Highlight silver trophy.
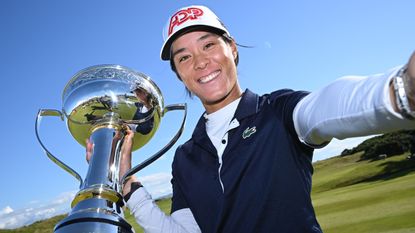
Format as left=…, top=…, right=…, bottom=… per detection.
left=35, top=64, right=186, bottom=233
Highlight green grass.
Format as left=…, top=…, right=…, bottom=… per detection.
left=313, top=174, right=415, bottom=232
left=117, top=153, right=415, bottom=233
left=4, top=152, right=415, bottom=232
left=312, top=153, right=415, bottom=233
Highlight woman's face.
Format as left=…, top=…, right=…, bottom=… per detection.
left=171, top=31, right=241, bottom=113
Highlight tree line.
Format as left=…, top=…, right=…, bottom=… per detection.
left=341, top=130, right=415, bottom=160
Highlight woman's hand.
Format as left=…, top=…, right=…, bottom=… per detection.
left=119, top=127, right=141, bottom=196
left=85, top=127, right=141, bottom=197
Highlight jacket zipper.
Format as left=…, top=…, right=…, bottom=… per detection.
left=218, top=156, right=224, bottom=193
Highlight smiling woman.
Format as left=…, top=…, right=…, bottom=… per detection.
left=119, top=4, right=415, bottom=233
left=2, top=1, right=415, bottom=232
left=171, top=31, right=241, bottom=113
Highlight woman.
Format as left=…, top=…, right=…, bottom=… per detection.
left=95, top=5, right=415, bottom=233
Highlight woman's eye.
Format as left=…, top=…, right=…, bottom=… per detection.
left=204, top=42, right=215, bottom=50
left=179, top=55, right=190, bottom=63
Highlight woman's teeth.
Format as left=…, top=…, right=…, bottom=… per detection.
left=199, top=71, right=220, bottom=83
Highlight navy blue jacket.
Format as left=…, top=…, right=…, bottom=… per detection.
left=171, top=89, right=322, bottom=233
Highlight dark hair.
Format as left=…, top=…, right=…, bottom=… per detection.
left=169, top=33, right=239, bottom=97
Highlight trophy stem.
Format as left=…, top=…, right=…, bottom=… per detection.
left=55, top=126, right=133, bottom=233
left=85, top=126, right=123, bottom=191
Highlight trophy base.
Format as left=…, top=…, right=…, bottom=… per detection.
left=54, top=211, right=134, bottom=233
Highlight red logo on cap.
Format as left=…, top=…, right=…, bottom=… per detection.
left=168, top=7, right=204, bottom=36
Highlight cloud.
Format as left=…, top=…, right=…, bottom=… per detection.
left=0, top=206, right=13, bottom=216
left=139, top=172, right=172, bottom=198
left=0, top=173, right=172, bottom=229
left=0, top=191, right=76, bottom=229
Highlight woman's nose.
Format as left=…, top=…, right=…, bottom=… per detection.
left=194, top=53, right=209, bottom=70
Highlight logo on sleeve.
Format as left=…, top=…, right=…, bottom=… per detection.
left=242, top=126, right=256, bottom=139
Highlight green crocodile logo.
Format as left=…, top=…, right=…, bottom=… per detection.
left=242, top=126, right=257, bottom=139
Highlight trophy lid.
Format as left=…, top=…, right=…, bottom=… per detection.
left=62, top=64, right=164, bottom=151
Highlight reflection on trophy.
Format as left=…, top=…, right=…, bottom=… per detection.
left=35, top=65, right=187, bottom=233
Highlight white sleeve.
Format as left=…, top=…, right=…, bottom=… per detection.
left=126, top=188, right=201, bottom=233
left=293, top=66, right=415, bottom=147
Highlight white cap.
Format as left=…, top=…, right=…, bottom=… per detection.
left=160, top=5, right=231, bottom=60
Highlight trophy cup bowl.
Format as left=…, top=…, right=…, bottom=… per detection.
left=35, top=64, right=186, bottom=233
left=62, top=64, right=163, bottom=151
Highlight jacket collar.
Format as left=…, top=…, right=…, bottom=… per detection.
left=233, top=89, right=259, bottom=121
left=191, top=89, right=259, bottom=153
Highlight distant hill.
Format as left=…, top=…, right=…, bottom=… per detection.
left=0, top=199, right=171, bottom=233
left=340, top=130, right=415, bottom=160
left=2, top=132, right=415, bottom=233
left=0, top=215, right=66, bottom=233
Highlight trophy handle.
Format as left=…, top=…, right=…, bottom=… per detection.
left=121, top=103, right=187, bottom=184
left=35, top=109, right=83, bottom=188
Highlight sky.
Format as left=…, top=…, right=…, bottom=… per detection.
left=0, top=0, right=414, bottom=229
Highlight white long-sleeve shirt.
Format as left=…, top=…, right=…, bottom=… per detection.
left=126, top=66, right=414, bottom=233
left=293, top=66, right=414, bottom=146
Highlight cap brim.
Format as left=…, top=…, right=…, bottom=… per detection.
left=161, top=25, right=227, bottom=61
